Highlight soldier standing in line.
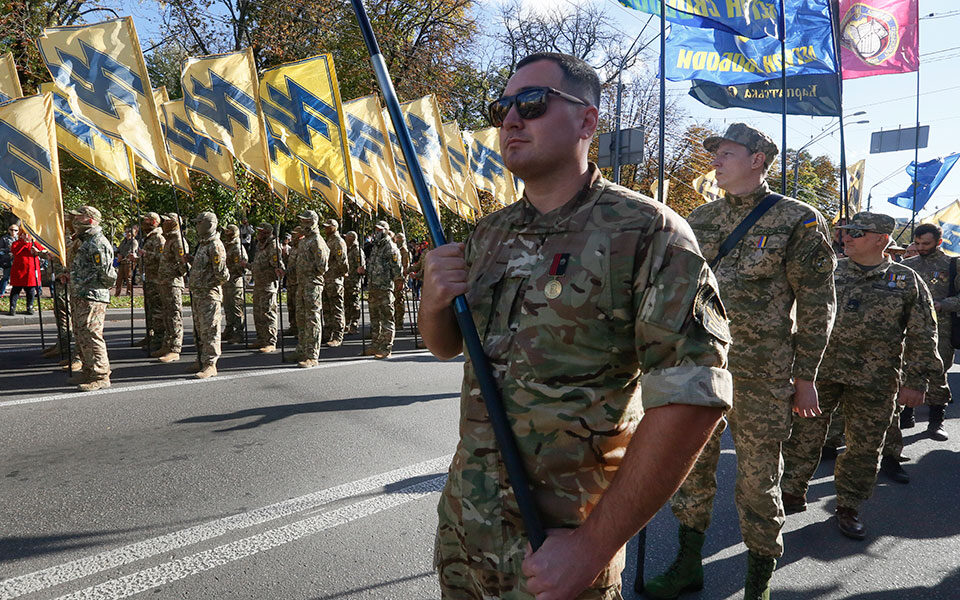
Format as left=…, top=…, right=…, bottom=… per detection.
left=343, top=230, right=365, bottom=335
left=187, top=212, right=229, bottom=379
left=901, top=222, right=956, bottom=441
left=646, top=123, right=837, bottom=600
left=154, top=213, right=189, bottom=363
left=68, top=206, right=116, bottom=391
left=392, top=232, right=411, bottom=331
left=61, top=210, right=85, bottom=372
left=781, top=212, right=938, bottom=539
left=42, top=215, right=74, bottom=359
left=292, top=210, right=329, bottom=367
left=246, top=223, right=283, bottom=353
left=283, top=226, right=302, bottom=339
left=359, top=221, right=400, bottom=359
left=114, top=227, right=139, bottom=296
left=321, top=219, right=348, bottom=347
left=138, top=212, right=165, bottom=353
left=220, top=224, right=247, bottom=344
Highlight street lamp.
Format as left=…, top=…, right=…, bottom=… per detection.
left=792, top=114, right=868, bottom=196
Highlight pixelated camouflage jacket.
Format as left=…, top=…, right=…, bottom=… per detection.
left=296, top=228, right=330, bottom=287
left=820, top=257, right=941, bottom=392
left=158, top=231, right=189, bottom=287
left=70, top=226, right=116, bottom=303
left=322, top=231, right=348, bottom=282
left=189, top=234, right=229, bottom=291
left=367, top=233, right=401, bottom=290
left=224, top=238, right=247, bottom=285
left=903, top=248, right=960, bottom=339
left=438, top=167, right=733, bottom=586
left=252, top=236, right=283, bottom=289
left=285, top=242, right=301, bottom=288
left=345, top=238, right=365, bottom=285
left=687, top=182, right=837, bottom=381
left=140, top=228, right=165, bottom=283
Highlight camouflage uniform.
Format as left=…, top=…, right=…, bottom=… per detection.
left=65, top=228, right=84, bottom=364
left=140, top=222, right=166, bottom=351
left=285, top=233, right=301, bottom=336
left=435, top=167, right=733, bottom=598
left=114, top=235, right=139, bottom=296
left=158, top=219, right=189, bottom=354
left=782, top=254, right=939, bottom=510
left=677, top=180, right=836, bottom=558
left=394, top=239, right=410, bottom=330
left=296, top=216, right=329, bottom=362
left=322, top=225, right=348, bottom=344
left=221, top=226, right=247, bottom=341
left=344, top=232, right=365, bottom=333
left=366, top=226, right=401, bottom=355
left=188, top=213, right=229, bottom=368
left=71, top=212, right=116, bottom=385
left=252, top=231, right=283, bottom=348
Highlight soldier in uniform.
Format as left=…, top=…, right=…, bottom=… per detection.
left=246, top=224, right=283, bottom=353
left=322, top=219, right=348, bottom=347
left=138, top=212, right=165, bottom=353
left=154, top=214, right=189, bottom=363
left=69, top=206, right=117, bottom=391
left=42, top=215, right=74, bottom=359
left=114, top=227, right=139, bottom=296
left=393, top=232, right=411, bottom=330
left=62, top=210, right=85, bottom=372
left=780, top=212, right=939, bottom=539
left=187, top=212, right=229, bottom=378
left=901, top=222, right=956, bottom=441
left=647, top=123, right=837, bottom=599
left=344, top=230, right=365, bottom=335
left=283, top=226, right=302, bottom=339
left=421, top=53, right=731, bottom=599
left=221, top=224, right=247, bottom=344
left=360, top=221, right=401, bottom=359
left=293, top=211, right=329, bottom=367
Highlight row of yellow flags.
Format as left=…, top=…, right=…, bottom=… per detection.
left=0, top=17, right=525, bottom=262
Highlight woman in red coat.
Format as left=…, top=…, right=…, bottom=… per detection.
left=8, top=229, right=43, bottom=315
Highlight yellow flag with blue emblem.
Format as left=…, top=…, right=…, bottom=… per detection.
left=148, top=87, right=192, bottom=194
left=160, top=98, right=237, bottom=191
left=342, top=96, right=403, bottom=208
left=304, top=165, right=344, bottom=217
left=37, top=17, right=170, bottom=179
left=463, top=127, right=518, bottom=207
left=381, top=107, right=422, bottom=212
left=265, top=121, right=309, bottom=200
left=0, top=52, right=23, bottom=103
left=398, top=95, right=455, bottom=214
left=260, top=55, right=354, bottom=196
left=181, top=48, right=272, bottom=192
left=922, top=200, right=960, bottom=257
left=441, top=121, right=481, bottom=214
left=0, top=93, right=66, bottom=263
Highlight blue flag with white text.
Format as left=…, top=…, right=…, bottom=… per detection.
left=618, top=0, right=785, bottom=39
left=888, top=154, right=960, bottom=212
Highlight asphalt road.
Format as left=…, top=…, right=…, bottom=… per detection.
left=1, top=313, right=958, bottom=599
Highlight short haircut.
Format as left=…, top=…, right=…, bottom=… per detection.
left=915, top=223, right=942, bottom=239
left=516, top=52, right=601, bottom=108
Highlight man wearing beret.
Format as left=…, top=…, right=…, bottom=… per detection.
left=648, top=123, right=837, bottom=599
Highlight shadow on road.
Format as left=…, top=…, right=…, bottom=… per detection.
left=0, top=527, right=147, bottom=563
left=310, top=570, right=435, bottom=599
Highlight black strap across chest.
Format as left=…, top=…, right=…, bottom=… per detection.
left=710, top=193, right=783, bottom=270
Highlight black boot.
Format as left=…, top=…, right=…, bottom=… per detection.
left=881, top=455, right=910, bottom=484
left=900, top=406, right=915, bottom=429
left=7, top=294, right=16, bottom=315
left=928, top=405, right=949, bottom=441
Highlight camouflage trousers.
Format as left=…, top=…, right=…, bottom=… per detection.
left=671, top=377, right=794, bottom=558
left=394, top=279, right=406, bottom=330
left=436, top=563, right=621, bottom=599
left=296, top=282, right=323, bottom=361
left=925, top=334, right=954, bottom=406
left=159, top=284, right=184, bottom=353
left=782, top=382, right=897, bottom=511
left=344, top=277, right=362, bottom=331
left=73, top=297, right=110, bottom=381
left=191, top=287, right=222, bottom=367
left=825, top=402, right=845, bottom=447
left=222, top=279, right=244, bottom=335
left=286, top=282, right=298, bottom=333
left=253, top=283, right=278, bottom=347
left=51, top=280, right=69, bottom=351
left=322, top=278, right=344, bottom=343
left=368, top=288, right=395, bottom=353
left=143, top=281, right=165, bottom=349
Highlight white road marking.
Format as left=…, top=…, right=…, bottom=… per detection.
left=0, top=455, right=451, bottom=599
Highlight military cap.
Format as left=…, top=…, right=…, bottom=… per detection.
left=75, top=206, right=102, bottom=222
left=193, top=211, right=217, bottom=223
left=256, top=223, right=274, bottom=232
left=142, top=211, right=161, bottom=224
left=345, top=230, right=357, bottom=239
left=298, top=209, right=319, bottom=222
left=162, top=212, right=180, bottom=222
left=374, top=220, right=389, bottom=231
left=704, top=123, right=779, bottom=166
left=323, top=218, right=338, bottom=229
left=65, top=208, right=81, bottom=217
left=222, top=224, right=239, bottom=239
left=837, top=211, right=896, bottom=235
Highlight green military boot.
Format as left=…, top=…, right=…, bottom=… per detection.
left=643, top=524, right=705, bottom=599
left=744, top=551, right=776, bottom=600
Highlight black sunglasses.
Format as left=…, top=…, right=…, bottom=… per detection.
left=845, top=228, right=877, bottom=238
left=487, top=86, right=590, bottom=127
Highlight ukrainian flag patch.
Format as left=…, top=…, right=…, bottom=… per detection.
left=803, top=217, right=817, bottom=228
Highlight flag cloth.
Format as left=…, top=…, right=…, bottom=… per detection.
left=266, top=123, right=310, bottom=199
left=617, top=0, right=787, bottom=39
left=305, top=165, right=344, bottom=217
left=0, top=93, right=66, bottom=262
left=38, top=17, right=170, bottom=178
left=442, top=121, right=481, bottom=213
left=348, top=173, right=377, bottom=214
left=260, top=54, right=354, bottom=195
left=693, top=170, right=724, bottom=202
left=464, top=127, right=518, bottom=207
left=839, top=0, right=919, bottom=80
left=0, top=52, right=23, bottom=102
left=650, top=179, right=671, bottom=203
left=181, top=48, right=272, bottom=192
left=664, top=0, right=836, bottom=85
left=381, top=107, right=422, bottom=212
left=343, top=95, right=403, bottom=208
left=160, top=98, right=237, bottom=191
left=398, top=95, right=456, bottom=214
left=836, top=159, right=866, bottom=222
left=921, top=200, right=960, bottom=256
left=41, top=82, right=137, bottom=196
left=887, top=154, right=960, bottom=212
left=688, top=73, right=840, bottom=116
left=149, top=87, right=192, bottom=194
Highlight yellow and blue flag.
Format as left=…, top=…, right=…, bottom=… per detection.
left=618, top=0, right=787, bottom=39
left=149, top=87, right=192, bottom=194
left=304, top=165, right=345, bottom=217
left=463, top=127, right=518, bottom=207
left=0, top=52, right=23, bottom=103
left=692, top=169, right=723, bottom=203
left=398, top=95, right=455, bottom=214
left=441, top=121, right=481, bottom=213
left=37, top=17, right=170, bottom=178
left=381, top=107, right=422, bottom=211
left=160, top=98, right=237, bottom=191
left=265, top=121, right=309, bottom=200
left=0, top=93, right=66, bottom=262
left=922, top=200, right=960, bottom=256
left=342, top=96, right=403, bottom=205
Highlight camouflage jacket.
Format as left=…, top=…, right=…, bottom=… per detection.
left=285, top=243, right=300, bottom=288
left=140, top=228, right=165, bottom=283
left=296, top=229, right=330, bottom=287
left=367, top=234, right=401, bottom=290
left=687, top=182, right=837, bottom=380
left=158, top=231, right=189, bottom=288
left=820, top=257, right=941, bottom=392
left=345, top=238, right=365, bottom=286
left=224, top=238, right=247, bottom=286
left=442, top=167, right=732, bottom=585
left=189, top=234, right=229, bottom=291
left=117, top=237, right=139, bottom=265
left=323, top=231, right=349, bottom=282
left=903, top=248, right=960, bottom=339
left=399, top=244, right=410, bottom=271
left=70, top=226, right=116, bottom=303
left=252, top=236, right=283, bottom=290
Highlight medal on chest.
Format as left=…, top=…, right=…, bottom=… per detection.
left=544, top=253, right=570, bottom=299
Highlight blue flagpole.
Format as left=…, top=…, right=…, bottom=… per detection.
left=348, top=0, right=546, bottom=550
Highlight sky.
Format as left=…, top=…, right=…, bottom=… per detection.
left=99, top=0, right=960, bottom=221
